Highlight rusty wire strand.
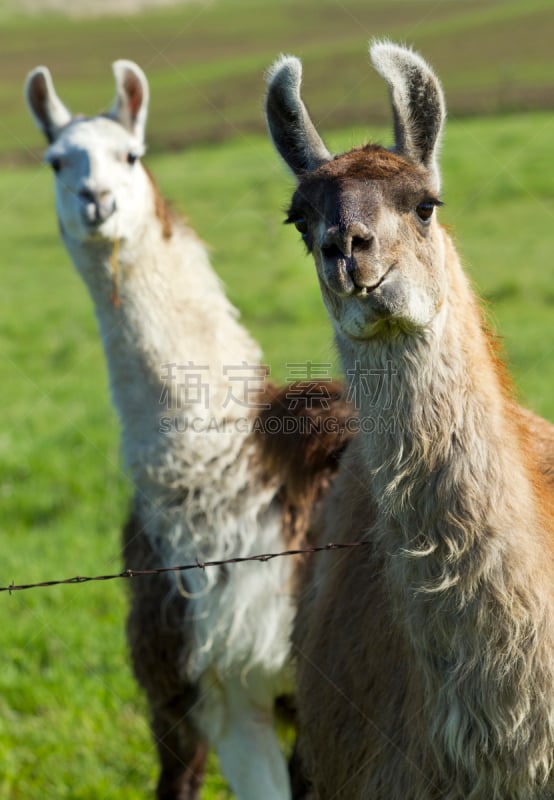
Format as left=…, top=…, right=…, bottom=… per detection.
left=1, top=541, right=369, bottom=594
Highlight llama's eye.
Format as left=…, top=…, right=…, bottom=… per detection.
left=285, top=214, right=312, bottom=250
left=127, top=152, right=138, bottom=166
left=416, top=199, right=443, bottom=224
left=50, top=157, right=62, bottom=173
left=415, top=202, right=435, bottom=223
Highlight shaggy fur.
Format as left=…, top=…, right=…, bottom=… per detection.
left=266, top=42, right=554, bottom=799
left=26, top=61, right=353, bottom=799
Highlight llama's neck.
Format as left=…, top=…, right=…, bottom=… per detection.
left=61, top=169, right=261, bottom=483
left=338, top=231, right=540, bottom=581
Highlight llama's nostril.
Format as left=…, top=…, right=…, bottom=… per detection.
left=352, top=235, right=373, bottom=253
left=79, top=188, right=95, bottom=203
left=321, top=242, right=344, bottom=260
left=322, top=224, right=375, bottom=260
left=79, top=188, right=113, bottom=205
left=79, top=187, right=116, bottom=225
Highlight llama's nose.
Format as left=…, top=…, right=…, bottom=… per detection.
left=321, top=223, right=375, bottom=261
left=321, top=223, right=383, bottom=292
left=79, top=187, right=117, bottom=225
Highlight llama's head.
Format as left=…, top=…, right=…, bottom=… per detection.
left=25, top=60, right=150, bottom=246
left=266, top=42, right=447, bottom=342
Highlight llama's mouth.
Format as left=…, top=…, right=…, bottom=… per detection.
left=81, top=198, right=117, bottom=233
left=354, top=262, right=397, bottom=297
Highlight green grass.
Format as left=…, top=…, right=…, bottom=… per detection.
left=0, top=109, right=552, bottom=798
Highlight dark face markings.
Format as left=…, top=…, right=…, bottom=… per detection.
left=285, top=145, right=442, bottom=252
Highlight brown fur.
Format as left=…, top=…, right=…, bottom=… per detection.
left=481, top=321, right=554, bottom=488
left=144, top=165, right=174, bottom=240
left=517, top=405, right=554, bottom=486
left=256, top=380, right=353, bottom=506
left=254, top=380, right=355, bottom=597
left=312, top=143, right=421, bottom=184
left=304, top=144, right=419, bottom=182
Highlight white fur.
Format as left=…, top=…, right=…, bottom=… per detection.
left=27, top=62, right=294, bottom=800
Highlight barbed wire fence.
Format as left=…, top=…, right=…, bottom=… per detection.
left=0, top=541, right=370, bottom=594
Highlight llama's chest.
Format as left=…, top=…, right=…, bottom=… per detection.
left=135, top=446, right=295, bottom=689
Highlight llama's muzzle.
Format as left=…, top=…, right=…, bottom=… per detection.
left=79, top=187, right=117, bottom=226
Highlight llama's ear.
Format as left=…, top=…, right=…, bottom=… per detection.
left=110, top=60, right=149, bottom=144
left=265, top=55, right=331, bottom=178
left=25, top=67, right=72, bottom=144
left=370, top=41, right=445, bottom=189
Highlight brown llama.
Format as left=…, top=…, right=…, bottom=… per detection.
left=265, top=42, right=554, bottom=799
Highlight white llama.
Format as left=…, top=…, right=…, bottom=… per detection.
left=26, top=60, right=349, bottom=800
left=266, top=43, right=554, bottom=799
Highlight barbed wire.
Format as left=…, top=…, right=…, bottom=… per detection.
left=0, top=541, right=370, bottom=594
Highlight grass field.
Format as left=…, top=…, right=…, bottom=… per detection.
left=0, top=1, right=553, bottom=798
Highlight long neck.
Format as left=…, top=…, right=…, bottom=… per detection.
left=62, top=169, right=261, bottom=480
left=338, top=230, right=542, bottom=584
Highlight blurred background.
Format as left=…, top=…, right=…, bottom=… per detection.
left=0, top=1, right=553, bottom=797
